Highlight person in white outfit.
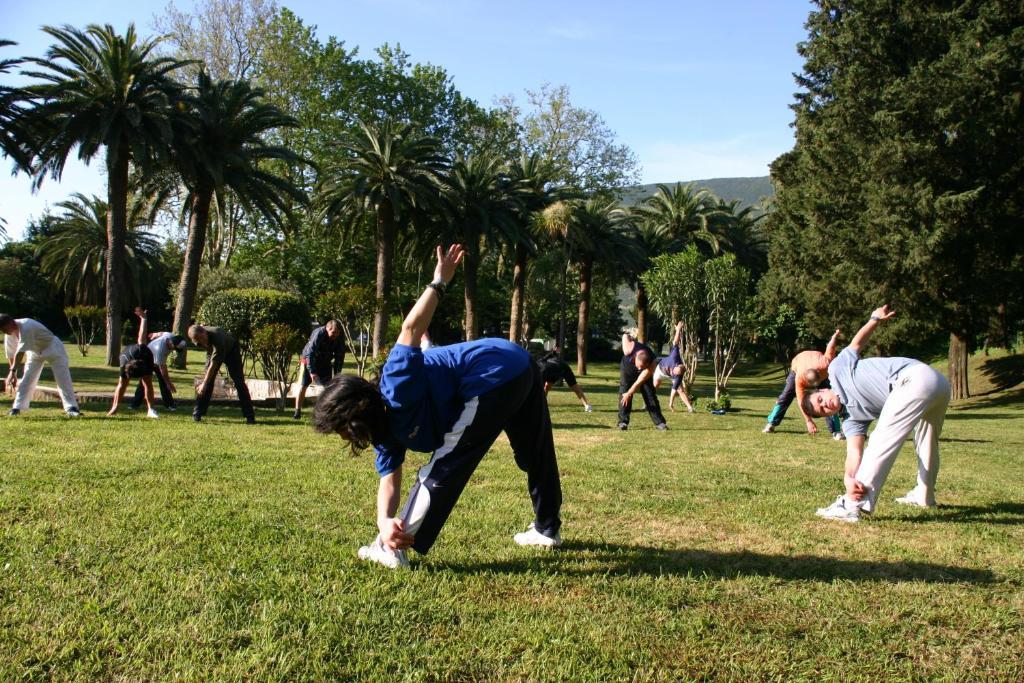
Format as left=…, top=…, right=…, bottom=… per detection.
left=804, top=305, right=951, bottom=522
left=2, top=314, right=81, bottom=417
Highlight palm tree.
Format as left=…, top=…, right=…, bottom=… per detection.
left=36, top=193, right=161, bottom=305
left=540, top=200, right=575, bottom=354
left=21, top=24, right=190, bottom=365
left=507, top=154, right=564, bottom=346
left=566, top=199, right=643, bottom=375
left=708, top=197, right=768, bottom=278
left=166, top=72, right=308, bottom=342
left=317, top=120, right=447, bottom=355
left=1, top=40, right=32, bottom=177
left=633, top=183, right=728, bottom=257
left=623, top=216, right=679, bottom=342
left=442, top=154, right=522, bottom=340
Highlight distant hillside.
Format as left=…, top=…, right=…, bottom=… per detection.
left=621, top=176, right=773, bottom=209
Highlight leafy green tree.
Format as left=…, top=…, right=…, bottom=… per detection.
left=317, top=120, right=447, bottom=355
left=641, top=247, right=706, bottom=385
left=767, top=0, right=1024, bottom=399
left=36, top=193, right=161, bottom=306
left=566, top=199, right=643, bottom=375
left=441, top=153, right=521, bottom=340
left=167, top=71, right=307, bottom=347
left=64, top=305, right=105, bottom=356
left=21, top=24, right=190, bottom=365
left=704, top=254, right=751, bottom=400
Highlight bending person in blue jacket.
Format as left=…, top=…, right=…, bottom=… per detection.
left=313, top=244, right=563, bottom=569
left=293, top=319, right=345, bottom=419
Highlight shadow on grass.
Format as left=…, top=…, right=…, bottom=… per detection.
left=446, top=541, right=995, bottom=585
left=946, top=411, right=1023, bottom=421
left=958, top=387, right=1024, bottom=410
left=979, top=354, right=1024, bottom=392
left=898, top=502, right=1024, bottom=526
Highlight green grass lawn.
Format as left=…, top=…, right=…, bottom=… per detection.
left=1, top=347, right=1022, bottom=680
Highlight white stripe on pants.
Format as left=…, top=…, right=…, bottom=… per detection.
left=12, top=341, right=79, bottom=412
left=855, top=363, right=950, bottom=512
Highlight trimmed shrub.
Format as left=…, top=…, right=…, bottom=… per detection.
left=251, top=323, right=304, bottom=412
left=64, top=305, right=105, bottom=356
left=198, top=288, right=310, bottom=368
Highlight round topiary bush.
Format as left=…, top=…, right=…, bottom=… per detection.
left=198, top=288, right=311, bottom=365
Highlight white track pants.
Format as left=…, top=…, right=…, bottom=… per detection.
left=12, top=341, right=79, bottom=412
left=855, top=364, right=950, bottom=512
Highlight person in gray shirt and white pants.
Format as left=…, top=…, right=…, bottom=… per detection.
left=802, top=304, right=951, bottom=522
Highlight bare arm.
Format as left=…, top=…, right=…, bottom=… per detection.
left=135, top=308, right=148, bottom=346
left=108, top=377, right=129, bottom=415
left=621, top=333, right=636, bottom=357
left=849, top=305, right=895, bottom=353
left=620, top=365, right=654, bottom=406
left=824, top=328, right=841, bottom=360
left=159, top=364, right=176, bottom=393
left=377, top=467, right=413, bottom=550
left=843, top=435, right=868, bottom=499
left=396, top=244, right=464, bottom=347
left=672, top=321, right=683, bottom=348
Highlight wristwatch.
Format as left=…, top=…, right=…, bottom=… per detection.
left=427, top=278, right=447, bottom=298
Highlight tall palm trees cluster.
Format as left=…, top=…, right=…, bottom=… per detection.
left=2, top=24, right=766, bottom=374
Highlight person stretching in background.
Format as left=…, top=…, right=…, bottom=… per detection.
left=618, top=330, right=668, bottom=431
left=763, top=328, right=844, bottom=439
left=130, top=308, right=188, bottom=412
left=2, top=313, right=81, bottom=417
left=108, top=308, right=160, bottom=419
left=536, top=347, right=592, bottom=412
left=809, top=305, right=950, bottom=522
left=294, top=319, right=345, bottom=420
left=189, top=325, right=256, bottom=424
left=652, top=321, right=695, bottom=413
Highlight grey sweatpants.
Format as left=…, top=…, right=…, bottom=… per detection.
left=855, top=364, right=951, bottom=512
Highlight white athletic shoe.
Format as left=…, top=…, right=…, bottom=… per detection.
left=815, top=495, right=864, bottom=523
left=762, top=424, right=775, bottom=434
left=584, top=403, right=593, bottom=413
left=513, top=522, right=561, bottom=548
left=357, top=537, right=410, bottom=570
left=832, top=432, right=845, bottom=441
left=147, top=408, right=159, bottom=419
left=894, top=489, right=936, bottom=508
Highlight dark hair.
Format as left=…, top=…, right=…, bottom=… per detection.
left=636, top=349, right=653, bottom=366
left=124, top=359, right=151, bottom=378
left=313, top=374, right=389, bottom=452
left=801, top=394, right=818, bottom=417
left=0, top=314, right=13, bottom=328
left=170, top=335, right=188, bottom=350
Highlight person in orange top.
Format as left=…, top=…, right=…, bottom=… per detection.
left=762, top=328, right=843, bottom=438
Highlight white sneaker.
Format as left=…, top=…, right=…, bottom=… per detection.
left=894, top=490, right=936, bottom=508
left=815, top=495, right=864, bottom=522
left=832, top=432, right=845, bottom=441
left=513, top=522, right=561, bottom=548
left=357, top=537, right=410, bottom=569
left=147, top=408, right=159, bottom=419
left=584, top=403, right=593, bottom=413
left=762, top=424, right=775, bottom=434
left=687, top=406, right=694, bottom=413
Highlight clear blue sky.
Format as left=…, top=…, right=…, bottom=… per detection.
left=0, top=0, right=815, bottom=239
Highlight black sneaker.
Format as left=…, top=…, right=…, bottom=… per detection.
left=167, top=405, right=177, bottom=412
left=292, top=410, right=302, bottom=420
left=193, top=414, right=202, bottom=423
left=8, top=408, right=20, bottom=416
left=246, top=416, right=256, bottom=425
left=66, top=408, right=82, bottom=418
left=617, top=422, right=628, bottom=431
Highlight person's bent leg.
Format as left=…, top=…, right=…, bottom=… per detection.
left=47, top=347, right=79, bottom=412
left=193, top=360, right=218, bottom=420
left=505, top=364, right=562, bottom=538
left=225, top=345, right=255, bottom=421
left=400, top=374, right=531, bottom=555
left=12, top=353, right=45, bottom=411
left=766, top=371, right=796, bottom=426
left=294, top=364, right=312, bottom=417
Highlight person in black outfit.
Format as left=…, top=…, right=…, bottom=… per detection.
left=188, top=325, right=256, bottom=424
left=108, top=307, right=160, bottom=418
left=293, top=319, right=345, bottom=419
left=617, top=331, right=668, bottom=431
left=536, top=348, right=592, bottom=412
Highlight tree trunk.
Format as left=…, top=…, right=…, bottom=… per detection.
left=172, top=188, right=214, bottom=368
left=104, top=150, right=131, bottom=367
left=509, top=242, right=528, bottom=345
left=463, top=232, right=480, bottom=341
left=948, top=332, right=970, bottom=401
left=576, top=257, right=592, bottom=376
left=372, top=204, right=396, bottom=357
left=635, top=280, right=648, bottom=343
left=558, top=243, right=569, bottom=356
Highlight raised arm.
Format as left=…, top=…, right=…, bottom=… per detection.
left=135, top=308, right=148, bottom=346
left=396, top=244, right=464, bottom=347
left=671, top=321, right=683, bottom=348
left=621, top=333, right=636, bottom=358
left=824, top=328, right=841, bottom=361
left=848, top=305, right=895, bottom=353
